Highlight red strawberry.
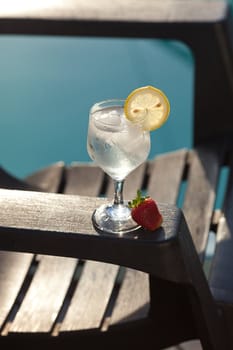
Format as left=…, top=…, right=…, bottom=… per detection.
left=128, top=190, right=163, bottom=231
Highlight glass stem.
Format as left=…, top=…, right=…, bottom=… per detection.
left=113, top=180, right=124, bottom=205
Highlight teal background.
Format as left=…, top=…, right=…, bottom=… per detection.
left=0, top=38, right=193, bottom=177
left=0, top=0, right=232, bottom=179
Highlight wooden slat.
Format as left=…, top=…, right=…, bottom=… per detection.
left=0, top=251, right=33, bottom=328
left=0, top=164, right=67, bottom=333
left=183, top=146, right=222, bottom=261
left=60, top=165, right=119, bottom=332
left=25, top=162, right=65, bottom=193
left=107, top=151, right=187, bottom=329
left=0, top=164, right=65, bottom=332
left=9, top=163, right=107, bottom=333
left=64, top=163, right=105, bottom=196
left=147, top=149, right=187, bottom=204
left=7, top=162, right=81, bottom=333
left=61, top=261, right=118, bottom=331
left=86, top=162, right=149, bottom=329
left=110, top=268, right=149, bottom=326
left=64, top=163, right=149, bottom=332
left=9, top=255, right=77, bottom=333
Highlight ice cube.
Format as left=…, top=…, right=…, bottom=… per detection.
left=94, top=109, right=124, bottom=132
left=105, top=110, right=121, bottom=125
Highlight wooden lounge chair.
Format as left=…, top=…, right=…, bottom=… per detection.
left=0, top=1, right=233, bottom=349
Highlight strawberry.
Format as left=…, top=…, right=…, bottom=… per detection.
left=128, top=190, right=163, bottom=231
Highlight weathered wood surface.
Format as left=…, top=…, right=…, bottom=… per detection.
left=109, top=268, right=150, bottom=326
left=0, top=150, right=229, bottom=348
left=0, top=251, right=33, bottom=329
left=0, top=151, right=186, bottom=342
left=0, top=1, right=227, bottom=25
left=0, top=143, right=231, bottom=349
left=0, top=188, right=184, bottom=274
left=10, top=255, right=77, bottom=333
left=0, top=164, right=185, bottom=343
left=0, top=161, right=186, bottom=342
left=60, top=261, right=119, bottom=331
left=147, top=149, right=187, bottom=204
left=183, top=146, right=223, bottom=262
left=64, top=163, right=105, bottom=196
left=25, top=162, right=65, bottom=193
left=0, top=162, right=65, bottom=333
left=0, top=1, right=231, bottom=348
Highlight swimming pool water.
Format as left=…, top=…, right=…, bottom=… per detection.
left=0, top=36, right=193, bottom=178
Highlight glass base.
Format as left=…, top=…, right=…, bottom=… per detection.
left=92, top=203, right=140, bottom=235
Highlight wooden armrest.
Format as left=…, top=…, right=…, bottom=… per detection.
left=0, top=188, right=189, bottom=283
left=0, top=188, right=229, bottom=348
left=0, top=1, right=228, bottom=23
left=0, top=1, right=228, bottom=37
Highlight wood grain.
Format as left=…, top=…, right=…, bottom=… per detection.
left=61, top=261, right=118, bottom=331
left=25, top=162, right=65, bottom=193
left=10, top=255, right=77, bottom=332
left=64, top=163, right=105, bottom=196
left=0, top=163, right=65, bottom=333
left=183, top=146, right=222, bottom=261
left=0, top=251, right=33, bottom=328
left=0, top=1, right=227, bottom=22
left=0, top=146, right=230, bottom=347
left=0, top=188, right=189, bottom=283
left=147, top=149, right=187, bottom=204
left=110, top=268, right=149, bottom=325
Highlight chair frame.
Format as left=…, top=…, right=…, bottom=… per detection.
left=0, top=1, right=232, bottom=349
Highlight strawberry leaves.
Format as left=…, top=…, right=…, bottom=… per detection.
left=128, top=189, right=148, bottom=208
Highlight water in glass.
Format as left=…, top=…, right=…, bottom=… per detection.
left=87, top=99, right=150, bottom=235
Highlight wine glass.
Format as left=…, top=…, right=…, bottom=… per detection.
left=87, top=99, right=151, bottom=235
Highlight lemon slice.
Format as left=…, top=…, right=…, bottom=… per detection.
left=124, top=85, right=170, bottom=131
